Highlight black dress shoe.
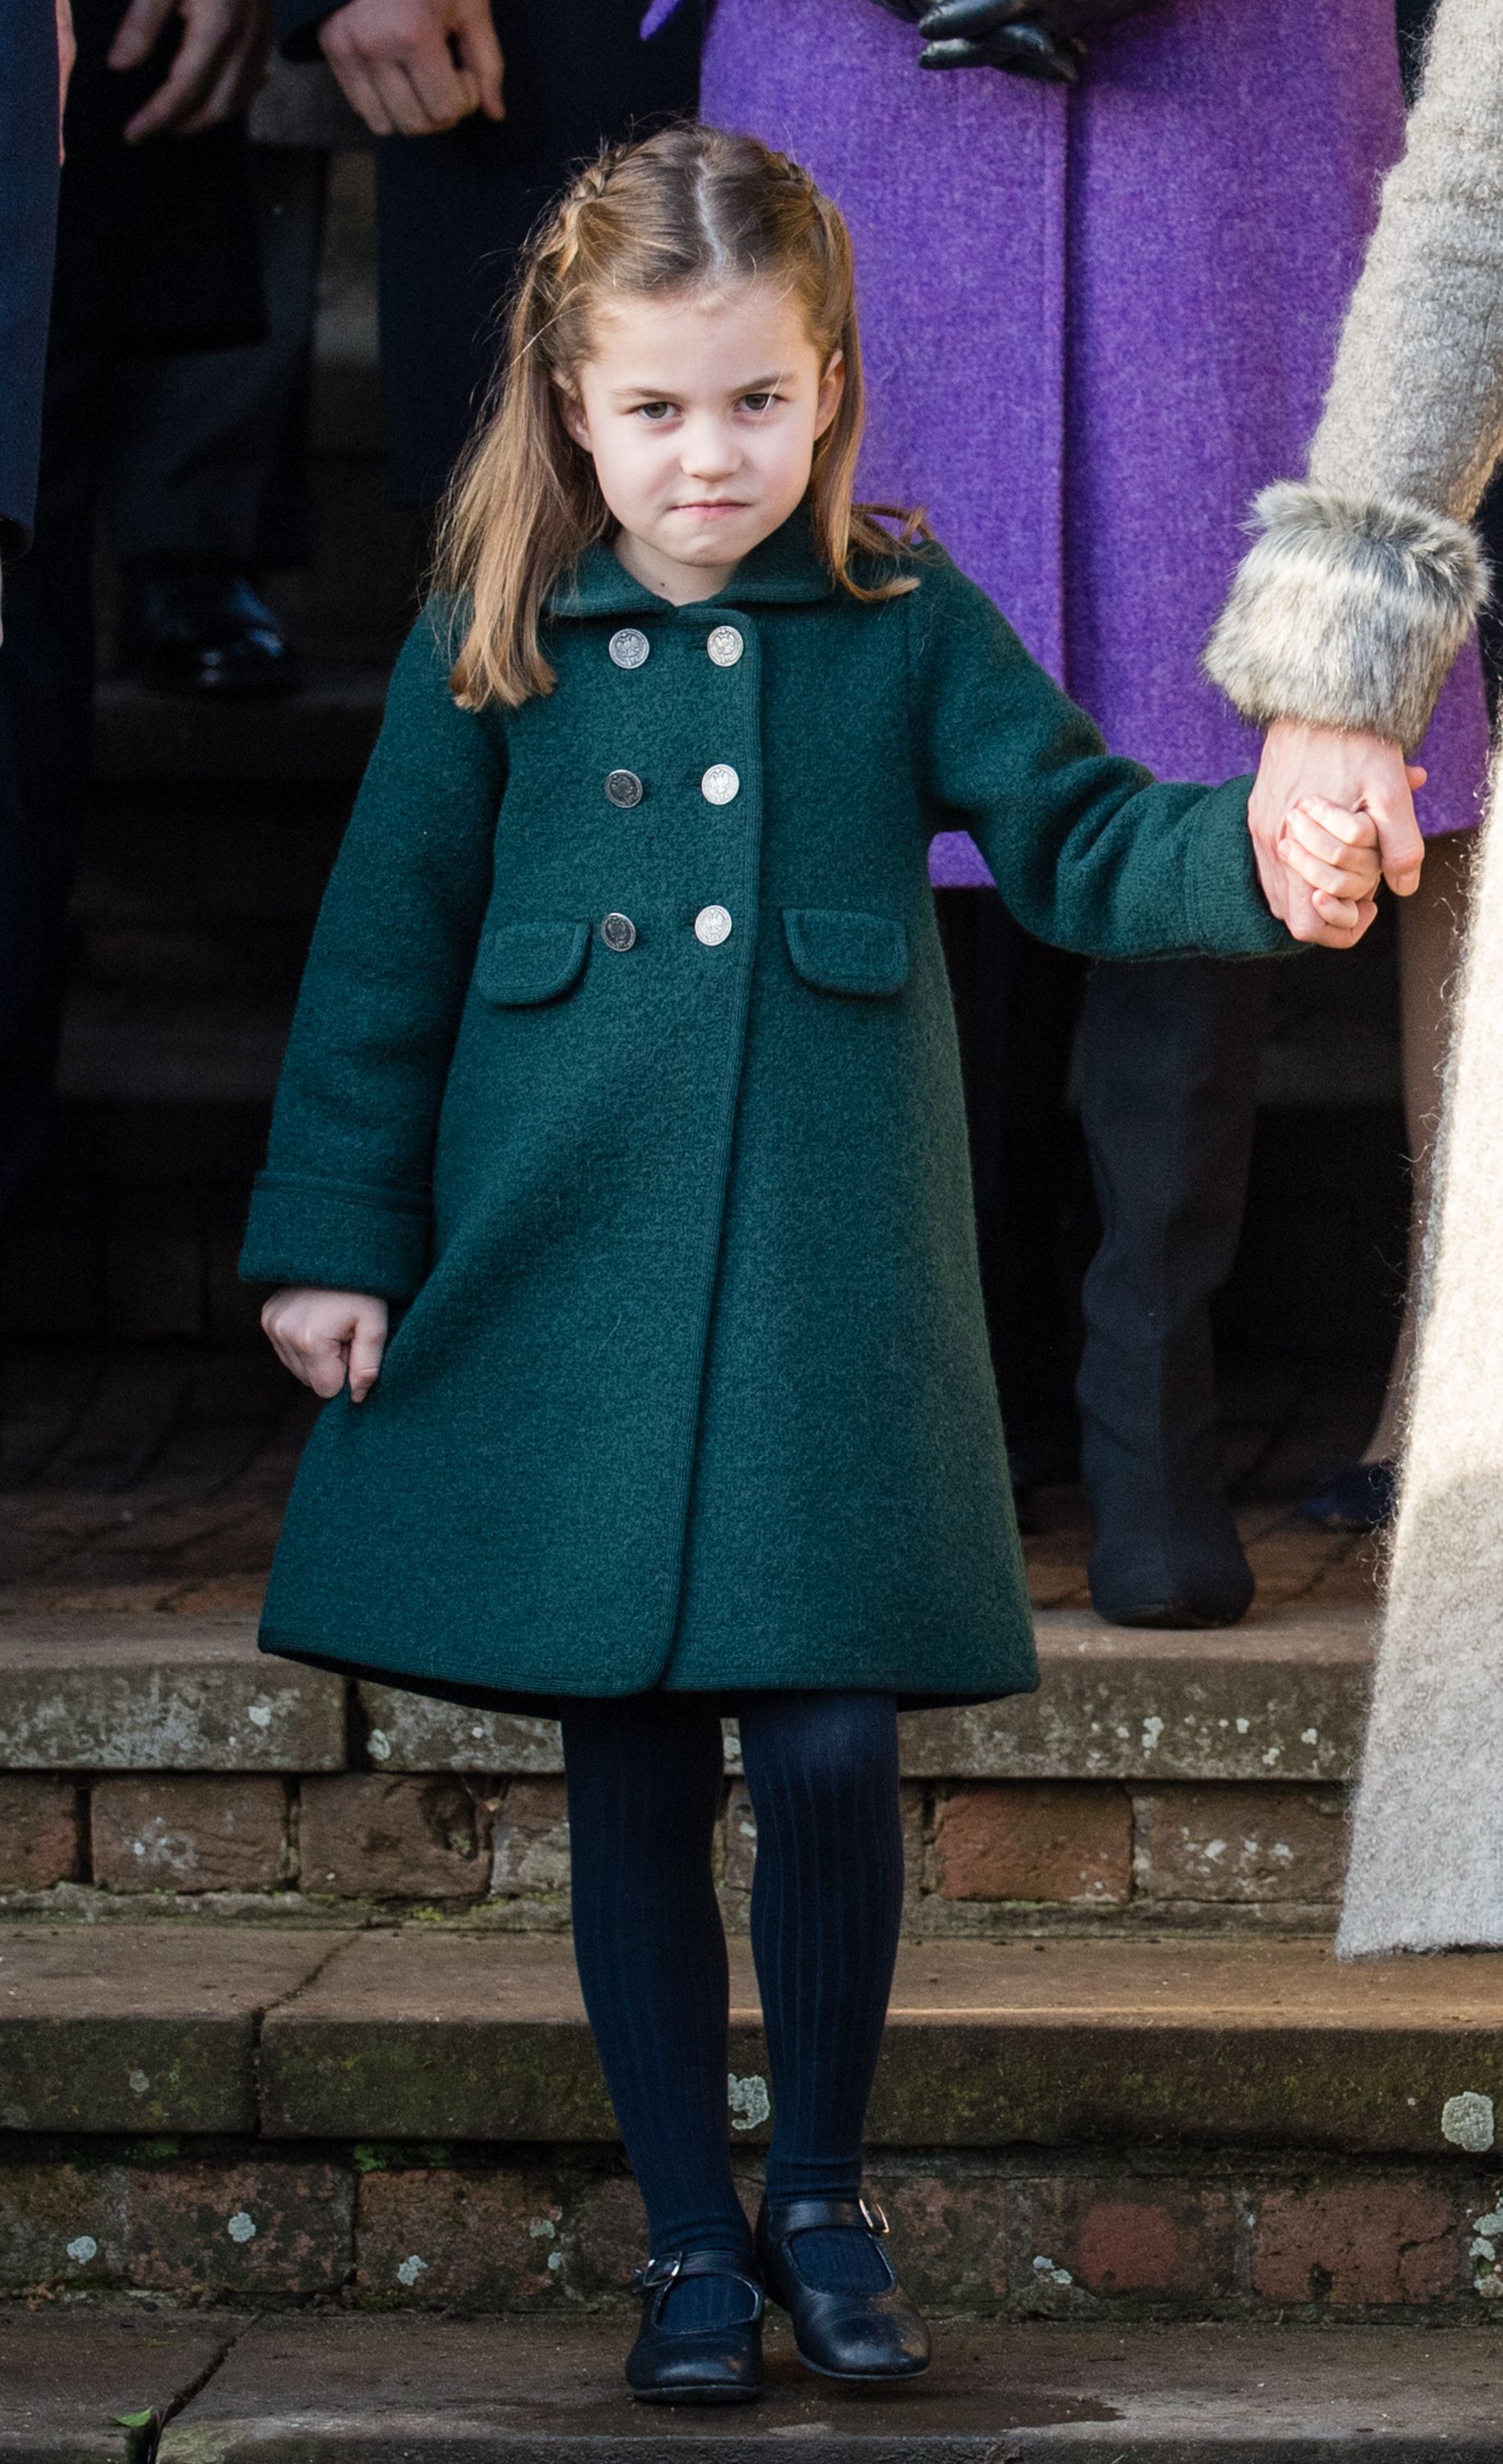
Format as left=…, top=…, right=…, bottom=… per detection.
left=118, top=567, right=301, bottom=700
left=624, top=2250, right=765, bottom=2406
left=1087, top=1494, right=1254, bottom=1630
left=755, top=2195, right=931, bottom=2383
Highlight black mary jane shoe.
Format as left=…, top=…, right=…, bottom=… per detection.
left=755, top=2195, right=931, bottom=2383
left=624, top=2249, right=765, bottom=2406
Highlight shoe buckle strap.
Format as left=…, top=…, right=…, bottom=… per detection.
left=632, top=2252, right=684, bottom=2294
left=859, top=2196, right=889, bottom=2236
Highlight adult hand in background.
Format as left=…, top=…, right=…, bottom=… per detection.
left=1249, top=719, right=1427, bottom=943
left=319, top=0, right=503, bottom=136
left=109, top=0, right=272, bottom=139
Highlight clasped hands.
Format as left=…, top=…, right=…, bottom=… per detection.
left=874, top=0, right=1163, bottom=84
left=1251, top=719, right=1426, bottom=949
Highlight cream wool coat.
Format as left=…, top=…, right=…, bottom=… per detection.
left=1208, top=0, right=1503, bottom=1956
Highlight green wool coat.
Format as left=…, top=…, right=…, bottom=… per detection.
left=240, top=513, right=1289, bottom=1711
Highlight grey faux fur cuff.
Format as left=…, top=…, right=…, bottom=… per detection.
left=1205, top=482, right=1488, bottom=748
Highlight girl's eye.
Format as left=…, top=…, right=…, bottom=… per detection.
left=633, top=402, right=676, bottom=422
left=739, top=393, right=777, bottom=414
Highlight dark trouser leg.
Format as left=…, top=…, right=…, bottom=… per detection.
left=0, top=325, right=103, bottom=1211
left=104, top=147, right=327, bottom=571
left=559, top=1692, right=753, bottom=2324
left=738, top=1690, right=903, bottom=2292
left=937, top=890, right=1087, bottom=1493
left=1076, top=954, right=1271, bottom=1626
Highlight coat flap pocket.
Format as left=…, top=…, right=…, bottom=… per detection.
left=476, top=919, right=591, bottom=1007
left=782, top=907, right=908, bottom=998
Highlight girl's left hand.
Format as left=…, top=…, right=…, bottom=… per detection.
left=1277, top=795, right=1384, bottom=948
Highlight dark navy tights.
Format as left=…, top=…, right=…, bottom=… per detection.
left=560, top=1689, right=903, bottom=2324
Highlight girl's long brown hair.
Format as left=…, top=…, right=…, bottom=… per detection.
left=434, top=122, right=922, bottom=710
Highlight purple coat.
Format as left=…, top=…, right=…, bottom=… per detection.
left=694, top=0, right=1488, bottom=876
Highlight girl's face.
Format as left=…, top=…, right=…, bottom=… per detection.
left=560, top=280, right=844, bottom=605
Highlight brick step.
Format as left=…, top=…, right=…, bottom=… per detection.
left=4, top=1921, right=1503, bottom=2321
left=6, top=2309, right=1503, bottom=2462
left=0, top=1608, right=1369, bottom=1923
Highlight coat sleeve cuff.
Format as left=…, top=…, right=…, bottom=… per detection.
left=1183, top=776, right=1298, bottom=958
left=238, top=1172, right=430, bottom=1301
left=1204, top=482, right=1488, bottom=751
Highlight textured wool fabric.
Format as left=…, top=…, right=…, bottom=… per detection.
left=697, top=0, right=1491, bottom=858
left=1289, top=0, right=1503, bottom=1956
left=560, top=1689, right=903, bottom=2315
left=1207, top=0, right=1503, bottom=1952
left=241, top=515, right=1291, bottom=1707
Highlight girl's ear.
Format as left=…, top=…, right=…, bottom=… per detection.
left=815, top=348, right=845, bottom=441
left=556, top=376, right=593, bottom=455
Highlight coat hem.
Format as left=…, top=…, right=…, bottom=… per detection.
left=259, top=1628, right=1038, bottom=1719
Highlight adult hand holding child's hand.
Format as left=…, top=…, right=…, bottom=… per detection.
left=261, top=1288, right=388, bottom=1402
left=1250, top=719, right=1426, bottom=948
left=1274, top=796, right=1386, bottom=947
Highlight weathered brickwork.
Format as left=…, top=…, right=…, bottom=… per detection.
left=933, top=1784, right=1132, bottom=1904
left=5, top=2149, right=1501, bottom=2320
left=1133, top=1786, right=1347, bottom=1904
left=0, top=1777, right=81, bottom=1888
left=490, top=1777, right=571, bottom=1896
left=0, top=1773, right=1354, bottom=1910
left=297, top=1775, right=497, bottom=1899
left=90, top=1776, right=290, bottom=1892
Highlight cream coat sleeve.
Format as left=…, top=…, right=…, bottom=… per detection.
left=1205, top=0, right=1501, bottom=748
left=1207, top=0, right=1503, bottom=1960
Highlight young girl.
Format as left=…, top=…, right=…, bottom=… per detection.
left=243, top=125, right=1378, bottom=2407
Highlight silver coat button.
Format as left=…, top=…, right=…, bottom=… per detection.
left=609, top=627, right=650, bottom=669
left=604, top=769, right=645, bottom=808
left=701, top=764, right=740, bottom=806
left=706, top=625, right=743, bottom=668
left=601, top=912, right=637, bottom=952
left=693, top=905, right=733, bottom=947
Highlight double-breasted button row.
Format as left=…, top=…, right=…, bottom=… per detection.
left=607, top=623, right=744, bottom=669
left=604, top=764, right=741, bottom=808
left=599, top=909, right=734, bottom=951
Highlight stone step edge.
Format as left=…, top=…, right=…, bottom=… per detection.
left=6, top=1924, right=1501, bottom=2158
left=7, top=2305, right=1503, bottom=2462
left=0, top=1605, right=1373, bottom=1783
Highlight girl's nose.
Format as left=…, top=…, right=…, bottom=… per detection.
left=679, top=416, right=741, bottom=480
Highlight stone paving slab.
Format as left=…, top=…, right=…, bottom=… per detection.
left=0, top=1607, right=1373, bottom=1785
left=364, top=1605, right=1373, bottom=1782
left=890, top=1607, right=1371, bottom=1786
left=259, top=1928, right=1503, bottom=2156
left=0, top=2305, right=246, bottom=2460
left=140, top=2313, right=1503, bottom=2460
left=0, top=1617, right=345, bottom=1772
left=0, top=1925, right=352, bottom=2131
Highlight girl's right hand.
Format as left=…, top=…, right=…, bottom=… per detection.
left=260, top=1287, right=389, bottom=1403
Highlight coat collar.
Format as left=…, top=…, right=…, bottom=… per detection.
left=548, top=507, right=835, bottom=620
